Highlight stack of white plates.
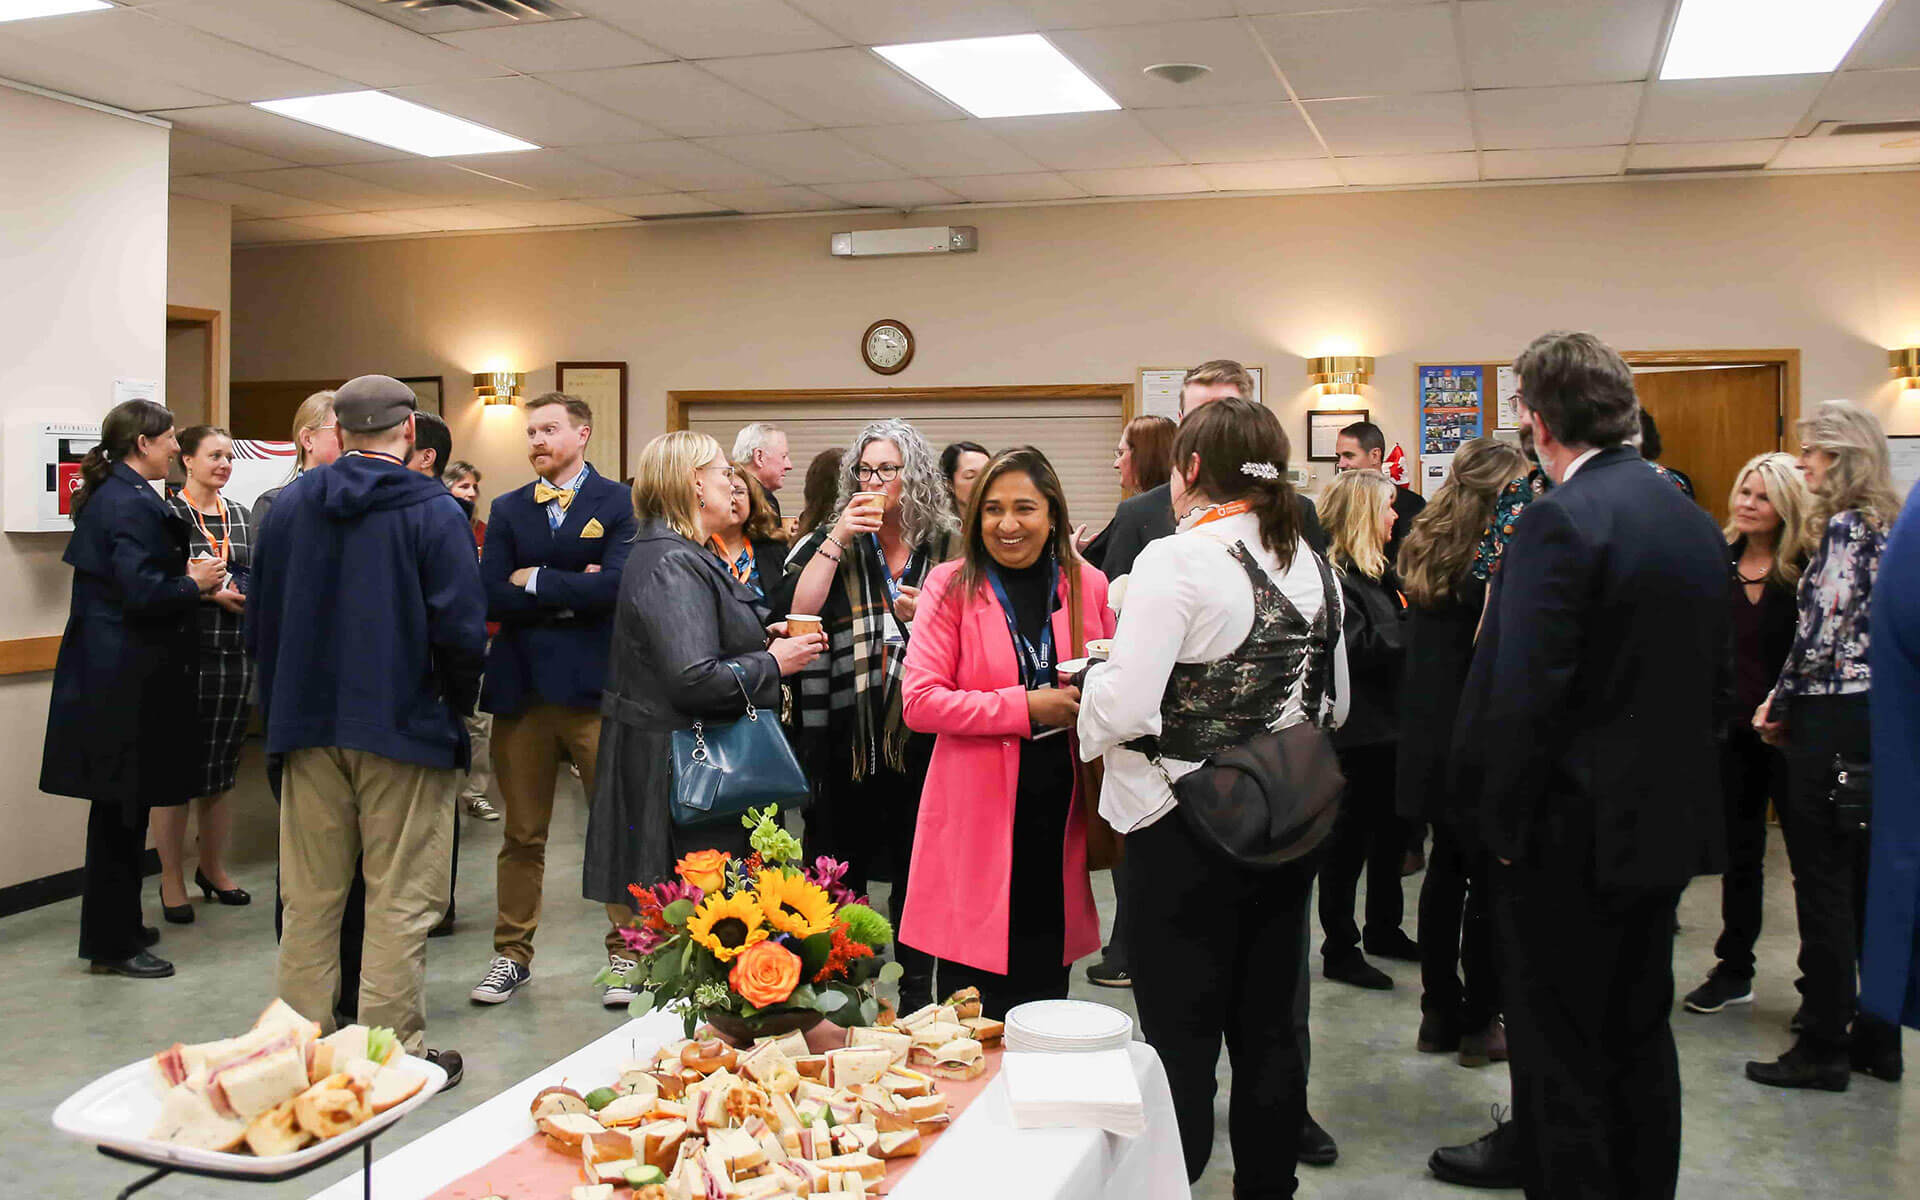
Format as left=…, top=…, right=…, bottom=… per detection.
left=1004, top=999, right=1134, bottom=1054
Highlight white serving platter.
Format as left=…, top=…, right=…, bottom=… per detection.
left=53, top=1053, right=445, bottom=1177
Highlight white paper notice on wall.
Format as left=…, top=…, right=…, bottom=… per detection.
left=1495, top=366, right=1521, bottom=430
left=1139, top=369, right=1183, bottom=420
left=1423, top=453, right=1454, bottom=495
left=113, top=378, right=160, bottom=406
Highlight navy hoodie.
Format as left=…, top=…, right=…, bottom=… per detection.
left=246, top=453, right=487, bottom=770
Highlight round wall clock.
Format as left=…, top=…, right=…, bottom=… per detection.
left=862, top=319, right=914, bottom=375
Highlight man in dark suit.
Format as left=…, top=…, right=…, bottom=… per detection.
left=1448, top=331, right=1727, bottom=1199
left=1334, top=419, right=1424, bottom=561
left=468, top=392, right=636, bottom=1008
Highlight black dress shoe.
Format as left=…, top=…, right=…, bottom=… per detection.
left=1746, top=1041, right=1849, bottom=1091
left=1417, top=1010, right=1460, bottom=1053
left=89, top=951, right=175, bottom=979
left=1324, top=954, right=1393, bottom=990
left=424, top=1048, right=464, bottom=1091
left=1363, top=929, right=1421, bottom=962
left=195, top=868, right=251, bottom=906
left=139, top=926, right=160, bottom=948
left=428, top=909, right=455, bottom=938
left=1851, top=1017, right=1905, bottom=1082
left=160, top=886, right=194, bottom=925
left=1429, top=1108, right=1523, bottom=1189
left=1298, top=1113, right=1337, bottom=1167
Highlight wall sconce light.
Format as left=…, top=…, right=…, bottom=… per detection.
left=1307, top=355, right=1375, bottom=395
left=1892, top=348, right=1920, bottom=388
left=473, top=371, right=525, bottom=405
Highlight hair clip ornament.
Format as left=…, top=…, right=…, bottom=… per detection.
left=1240, top=462, right=1280, bottom=480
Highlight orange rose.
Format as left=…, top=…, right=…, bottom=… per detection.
left=676, top=849, right=732, bottom=894
left=730, top=940, right=802, bottom=1008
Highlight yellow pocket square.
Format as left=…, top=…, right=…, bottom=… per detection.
left=579, top=518, right=605, bottom=539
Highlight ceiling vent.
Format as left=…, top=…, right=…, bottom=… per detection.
left=1810, top=118, right=1920, bottom=140
left=1624, top=162, right=1770, bottom=176
left=347, top=0, right=579, bottom=34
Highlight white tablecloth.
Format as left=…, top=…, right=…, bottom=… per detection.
left=309, top=1011, right=1189, bottom=1200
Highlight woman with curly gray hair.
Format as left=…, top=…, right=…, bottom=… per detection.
left=785, top=417, right=958, bottom=1009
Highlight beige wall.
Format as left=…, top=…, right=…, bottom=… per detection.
left=167, top=192, right=232, bottom=420
left=233, top=171, right=1920, bottom=507
left=0, top=81, right=170, bottom=890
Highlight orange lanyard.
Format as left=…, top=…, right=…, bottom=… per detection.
left=187, top=492, right=230, bottom=562
left=1190, top=499, right=1253, bottom=528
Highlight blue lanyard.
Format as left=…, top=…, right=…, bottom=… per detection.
left=869, top=533, right=907, bottom=602
left=985, top=558, right=1058, bottom=691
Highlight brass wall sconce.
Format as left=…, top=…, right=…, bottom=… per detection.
left=1892, top=348, right=1920, bottom=388
left=474, top=371, right=526, bottom=405
left=1307, top=355, right=1375, bottom=395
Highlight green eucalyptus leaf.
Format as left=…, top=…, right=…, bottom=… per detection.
left=814, top=989, right=850, bottom=1014
left=628, top=991, right=656, bottom=1018
left=662, top=899, right=695, bottom=927
left=797, top=931, right=834, bottom=977
left=877, top=961, right=904, bottom=985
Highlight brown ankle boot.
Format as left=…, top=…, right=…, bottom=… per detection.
left=1458, top=1019, right=1508, bottom=1068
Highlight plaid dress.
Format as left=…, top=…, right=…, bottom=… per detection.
left=168, top=492, right=255, bottom=795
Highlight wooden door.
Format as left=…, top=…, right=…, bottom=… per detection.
left=1631, top=365, right=1781, bottom=525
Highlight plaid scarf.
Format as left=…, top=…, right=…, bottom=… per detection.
left=786, top=527, right=948, bottom=779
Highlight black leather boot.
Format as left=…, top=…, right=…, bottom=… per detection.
left=1746, top=1039, right=1850, bottom=1091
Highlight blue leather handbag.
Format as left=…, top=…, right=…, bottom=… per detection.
left=669, top=660, right=809, bottom=828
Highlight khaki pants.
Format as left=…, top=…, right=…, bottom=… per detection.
left=460, top=712, right=494, bottom=802
left=278, top=747, right=455, bottom=1053
left=492, top=704, right=627, bottom=964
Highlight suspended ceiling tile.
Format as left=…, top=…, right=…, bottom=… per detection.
left=570, top=0, right=846, bottom=59
left=703, top=47, right=962, bottom=127
left=1061, top=164, right=1214, bottom=196
left=1253, top=5, right=1464, bottom=99
left=16, top=7, right=358, bottom=104
left=693, top=130, right=912, bottom=184
left=781, top=0, right=1039, bottom=46
left=480, top=200, right=637, bottom=226
left=151, top=103, right=425, bottom=165
left=569, top=139, right=789, bottom=190
left=1848, top=0, right=1920, bottom=71
left=167, top=175, right=347, bottom=218
left=324, top=158, right=539, bottom=204
left=1192, top=158, right=1343, bottom=190
left=1636, top=76, right=1832, bottom=144
left=539, top=62, right=814, bottom=138
left=1472, top=82, right=1643, bottom=149
left=284, top=212, right=437, bottom=237
left=813, top=178, right=967, bottom=209
left=433, top=19, right=671, bottom=74
left=589, top=192, right=733, bottom=217
left=434, top=149, right=642, bottom=198
left=389, top=76, right=665, bottom=147
left=927, top=172, right=1089, bottom=202
left=833, top=120, right=1045, bottom=176
left=688, top=186, right=844, bottom=213
left=210, top=166, right=434, bottom=210
left=1339, top=151, right=1478, bottom=186
left=1303, top=91, right=1475, bottom=156
left=149, top=0, right=508, bottom=89
left=1051, top=18, right=1290, bottom=109
left=1813, top=68, right=1920, bottom=124
left=1768, top=134, right=1920, bottom=170
left=374, top=206, right=538, bottom=231
left=1459, top=0, right=1671, bottom=89
left=1624, top=140, right=1786, bottom=170
left=1026, top=1, right=1237, bottom=29
left=0, top=37, right=223, bottom=112
left=1135, top=102, right=1323, bottom=163
left=231, top=217, right=337, bottom=244
left=170, top=132, right=299, bottom=176
left=986, top=111, right=1182, bottom=170
left=1481, top=145, right=1627, bottom=179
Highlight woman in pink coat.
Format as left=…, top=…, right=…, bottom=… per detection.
left=900, top=447, right=1114, bottom=1018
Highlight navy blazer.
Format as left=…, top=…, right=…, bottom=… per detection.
left=42, top=463, right=199, bottom=818
left=481, top=464, right=636, bottom=715
left=1452, top=446, right=1729, bottom=890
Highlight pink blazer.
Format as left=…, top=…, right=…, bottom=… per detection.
left=897, top=558, right=1115, bottom=975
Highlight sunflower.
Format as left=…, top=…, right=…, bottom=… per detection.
left=754, top=870, right=837, bottom=939
left=686, top=891, right=770, bottom=963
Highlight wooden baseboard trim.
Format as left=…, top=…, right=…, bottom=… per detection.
left=0, top=635, right=61, bottom=676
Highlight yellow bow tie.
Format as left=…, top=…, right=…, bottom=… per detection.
left=533, top=482, right=575, bottom=510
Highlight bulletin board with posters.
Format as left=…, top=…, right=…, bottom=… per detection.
left=1414, top=362, right=1501, bottom=496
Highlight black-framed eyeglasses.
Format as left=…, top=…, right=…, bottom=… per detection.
left=852, top=463, right=903, bottom=484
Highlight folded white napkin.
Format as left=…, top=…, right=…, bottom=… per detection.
left=1002, top=1049, right=1146, bottom=1138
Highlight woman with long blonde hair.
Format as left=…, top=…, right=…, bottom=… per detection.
left=1684, top=454, right=1811, bottom=1016
left=1315, top=469, right=1415, bottom=990
left=1748, top=400, right=1904, bottom=1089
left=1395, top=437, right=1528, bottom=1065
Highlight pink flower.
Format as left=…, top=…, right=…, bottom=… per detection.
left=806, top=856, right=860, bottom=906
left=618, top=923, right=668, bottom=957
left=653, top=879, right=704, bottom=910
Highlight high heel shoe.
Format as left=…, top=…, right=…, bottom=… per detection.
left=195, top=868, right=250, bottom=907
left=160, top=885, right=194, bottom=925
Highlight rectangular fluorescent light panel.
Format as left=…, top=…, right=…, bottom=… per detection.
left=0, top=1, right=112, bottom=22
left=874, top=33, right=1119, bottom=119
left=253, top=92, right=537, bottom=157
left=1660, top=0, right=1883, bottom=80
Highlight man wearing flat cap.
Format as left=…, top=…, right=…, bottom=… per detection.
left=247, top=374, right=485, bottom=1075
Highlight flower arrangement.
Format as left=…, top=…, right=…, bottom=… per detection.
left=594, top=805, right=900, bottom=1040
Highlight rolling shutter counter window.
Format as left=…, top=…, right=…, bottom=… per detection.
left=687, top=397, right=1125, bottom=532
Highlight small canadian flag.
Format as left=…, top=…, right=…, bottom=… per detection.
left=1384, top=443, right=1410, bottom=486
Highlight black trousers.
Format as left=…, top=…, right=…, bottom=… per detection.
left=1713, top=724, right=1783, bottom=980
left=79, top=802, right=151, bottom=962
left=1101, top=854, right=1132, bottom=970
left=1418, top=818, right=1498, bottom=1030
left=1127, top=812, right=1314, bottom=1199
left=1779, top=693, right=1873, bottom=1050
left=1318, top=744, right=1406, bottom=959
left=1496, top=863, right=1683, bottom=1200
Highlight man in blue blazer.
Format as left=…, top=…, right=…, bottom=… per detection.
left=469, top=393, right=636, bottom=1007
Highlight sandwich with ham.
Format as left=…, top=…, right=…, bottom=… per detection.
left=909, top=1036, right=985, bottom=1081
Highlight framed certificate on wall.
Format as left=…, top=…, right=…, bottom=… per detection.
left=1308, top=408, right=1368, bottom=462
left=556, top=361, right=628, bottom=482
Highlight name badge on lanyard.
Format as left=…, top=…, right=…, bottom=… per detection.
left=985, top=559, right=1058, bottom=691
left=871, top=534, right=910, bottom=647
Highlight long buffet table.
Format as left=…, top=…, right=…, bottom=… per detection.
left=309, top=1010, right=1190, bottom=1200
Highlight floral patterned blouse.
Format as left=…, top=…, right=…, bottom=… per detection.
left=1773, top=509, right=1887, bottom=698
left=1469, top=456, right=1692, bottom=582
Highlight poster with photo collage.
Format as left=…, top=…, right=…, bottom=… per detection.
left=1418, top=365, right=1486, bottom=495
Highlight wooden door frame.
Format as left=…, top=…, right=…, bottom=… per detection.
left=666, top=383, right=1138, bottom=434
left=166, top=304, right=223, bottom=426
left=1624, top=348, right=1799, bottom=448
